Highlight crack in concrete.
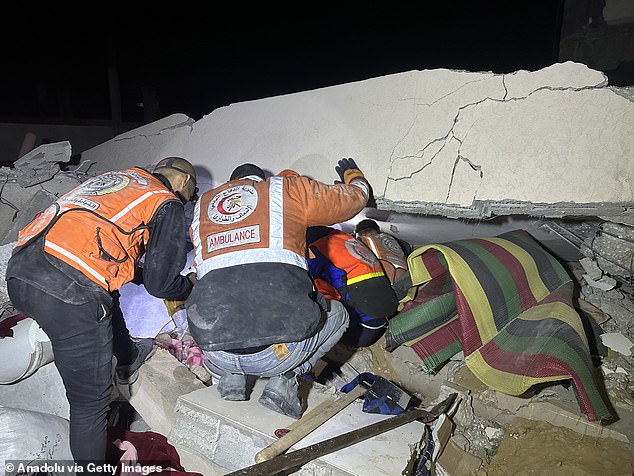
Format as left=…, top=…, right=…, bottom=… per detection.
left=446, top=124, right=482, bottom=205
left=383, top=77, right=608, bottom=203
left=383, top=77, right=498, bottom=197
left=512, top=82, right=607, bottom=97
left=413, top=77, right=493, bottom=108
left=386, top=93, right=494, bottom=183
left=114, top=134, right=155, bottom=144
left=382, top=132, right=452, bottom=197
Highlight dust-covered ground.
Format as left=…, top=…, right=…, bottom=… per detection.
left=360, top=321, right=634, bottom=476
left=477, top=418, right=633, bottom=476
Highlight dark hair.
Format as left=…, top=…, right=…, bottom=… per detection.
left=230, top=163, right=265, bottom=181
left=354, top=219, right=380, bottom=235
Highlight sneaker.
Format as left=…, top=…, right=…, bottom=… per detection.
left=116, top=338, right=155, bottom=385
left=217, top=373, right=247, bottom=401
left=258, top=371, right=303, bottom=419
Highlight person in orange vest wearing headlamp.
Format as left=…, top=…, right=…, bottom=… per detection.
left=306, top=225, right=399, bottom=348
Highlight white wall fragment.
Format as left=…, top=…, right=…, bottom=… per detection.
left=600, top=332, right=634, bottom=356
left=583, top=274, right=617, bottom=291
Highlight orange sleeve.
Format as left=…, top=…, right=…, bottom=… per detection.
left=276, top=169, right=300, bottom=178
left=313, top=277, right=341, bottom=301
left=286, top=176, right=368, bottom=227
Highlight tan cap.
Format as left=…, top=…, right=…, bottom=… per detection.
left=154, top=157, right=196, bottom=183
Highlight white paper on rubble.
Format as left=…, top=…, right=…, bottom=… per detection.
left=120, top=250, right=194, bottom=338
left=119, top=283, right=175, bottom=338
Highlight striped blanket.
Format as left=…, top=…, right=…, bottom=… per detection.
left=386, top=230, right=612, bottom=422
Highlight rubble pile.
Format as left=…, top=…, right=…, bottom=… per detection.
left=1, top=141, right=633, bottom=474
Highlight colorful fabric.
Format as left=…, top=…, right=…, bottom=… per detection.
left=386, top=230, right=612, bottom=422
left=108, top=430, right=203, bottom=475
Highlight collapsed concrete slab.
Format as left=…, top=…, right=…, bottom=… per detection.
left=12, top=141, right=71, bottom=187
left=0, top=141, right=86, bottom=246
left=170, top=377, right=429, bottom=475
left=80, top=61, right=634, bottom=222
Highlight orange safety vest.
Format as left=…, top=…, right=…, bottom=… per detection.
left=190, top=174, right=369, bottom=278
left=308, top=228, right=386, bottom=291
left=15, top=168, right=178, bottom=291
left=357, top=232, right=409, bottom=285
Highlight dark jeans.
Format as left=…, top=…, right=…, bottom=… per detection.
left=340, top=322, right=387, bottom=348
left=6, top=279, right=135, bottom=467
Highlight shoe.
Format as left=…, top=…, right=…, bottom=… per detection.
left=258, top=371, right=303, bottom=419
left=116, top=338, right=155, bottom=385
left=217, top=373, right=247, bottom=400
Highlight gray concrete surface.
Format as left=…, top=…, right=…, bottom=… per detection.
left=169, top=377, right=427, bottom=475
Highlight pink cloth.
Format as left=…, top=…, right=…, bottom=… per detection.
left=156, top=337, right=205, bottom=368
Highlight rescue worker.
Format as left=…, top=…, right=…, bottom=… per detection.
left=186, top=159, right=370, bottom=419
left=5, top=157, right=198, bottom=468
left=354, top=218, right=412, bottom=300
left=306, top=225, right=399, bottom=347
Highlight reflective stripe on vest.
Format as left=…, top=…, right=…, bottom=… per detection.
left=193, top=176, right=307, bottom=277
left=346, top=271, right=386, bottom=285
left=109, top=190, right=174, bottom=223
left=46, top=240, right=108, bottom=286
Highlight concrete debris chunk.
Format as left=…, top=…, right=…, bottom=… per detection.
left=579, top=257, right=603, bottom=280
left=600, top=332, right=634, bottom=357
left=0, top=189, right=56, bottom=245
left=583, top=273, right=618, bottom=291
left=589, top=222, right=634, bottom=281
left=13, top=141, right=71, bottom=187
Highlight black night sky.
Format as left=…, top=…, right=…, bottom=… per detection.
left=2, top=2, right=566, bottom=123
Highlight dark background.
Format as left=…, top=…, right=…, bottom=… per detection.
left=0, top=2, right=569, bottom=124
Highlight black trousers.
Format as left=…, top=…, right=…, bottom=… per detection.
left=6, top=278, right=136, bottom=466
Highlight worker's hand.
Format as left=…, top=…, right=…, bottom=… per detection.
left=335, top=158, right=365, bottom=185
left=164, top=299, right=186, bottom=317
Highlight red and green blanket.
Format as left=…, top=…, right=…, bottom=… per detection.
left=386, top=229, right=612, bottom=422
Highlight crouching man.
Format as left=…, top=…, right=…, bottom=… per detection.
left=186, top=159, right=370, bottom=418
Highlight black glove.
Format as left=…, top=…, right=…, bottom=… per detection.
left=335, top=158, right=365, bottom=184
